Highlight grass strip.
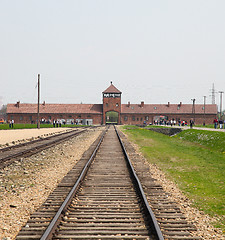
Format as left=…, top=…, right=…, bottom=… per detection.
left=121, top=126, right=225, bottom=230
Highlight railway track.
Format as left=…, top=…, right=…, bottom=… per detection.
left=16, top=125, right=200, bottom=240
left=0, top=128, right=86, bottom=169
left=16, top=126, right=163, bottom=239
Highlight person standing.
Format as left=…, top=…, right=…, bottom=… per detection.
left=219, top=119, right=223, bottom=129
left=213, top=118, right=218, bottom=129
left=190, top=119, right=194, bottom=129
left=11, top=119, right=14, bottom=128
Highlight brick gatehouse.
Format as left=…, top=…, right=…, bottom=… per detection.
left=7, top=82, right=217, bottom=125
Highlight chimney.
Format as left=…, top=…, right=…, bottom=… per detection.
left=16, top=101, right=20, bottom=108
left=43, top=101, right=46, bottom=106
left=179, top=102, right=182, bottom=106
left=128, top=101, right=130, bottom=107
left=167, top=102, right=170, bottom=107
left=141, top=101, right=144, bottom=107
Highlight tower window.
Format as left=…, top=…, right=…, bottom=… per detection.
left=116, top=103, right=119, bottom=107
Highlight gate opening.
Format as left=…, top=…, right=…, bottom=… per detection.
left=105, top=111, right=119, bottom=124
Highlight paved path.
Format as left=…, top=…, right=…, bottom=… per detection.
left=167, top=125, right=225, bottom=132
left=0, top=128, right=71, bottom=145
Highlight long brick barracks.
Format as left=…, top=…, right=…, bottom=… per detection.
left=7, top=82, right=217, bottom=125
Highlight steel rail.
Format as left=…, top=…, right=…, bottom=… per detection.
left=40, top=127, right=108, bottom=240
left=114, top=126, right=164, bottom=240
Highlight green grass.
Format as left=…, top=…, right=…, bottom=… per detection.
left=0, top=123, right=86, bottom=130
left=195, top=124, right=216, bottom=128
left=121, top=126, right=225, bottom=230
left=174, top=129, right=225, bottom=153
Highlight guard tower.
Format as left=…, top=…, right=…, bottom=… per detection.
left=102, top=82, right=122, bottom=124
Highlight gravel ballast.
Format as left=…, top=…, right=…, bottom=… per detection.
left=0, top=126, right=224, bottom=239
left=0, top=127, right=103, bottom=239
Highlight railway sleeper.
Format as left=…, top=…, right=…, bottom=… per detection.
left=53, top=235, right=152, bottom=240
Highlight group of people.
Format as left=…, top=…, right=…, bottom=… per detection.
left=52, top=119, right=79, bottom=127
left=213, top=118, right=225, bottom=129
left=153, top=119, right=189, bottom=127
left=153, top=118, right=225, bottom=130
left=9, top=119, right=14, bottom=128
left=53, top=119, right=63, bottom=127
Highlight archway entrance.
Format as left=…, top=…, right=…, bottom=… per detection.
left=105, top=111, right=119, bottom=124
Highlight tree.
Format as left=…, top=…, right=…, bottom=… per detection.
left=0, top=105, right=7, bottom=119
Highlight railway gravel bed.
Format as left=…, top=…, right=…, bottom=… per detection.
left=0, top=127, right=104, bottom=239
left=0, top=126, right=223, bottom=240
left=117, top=127, right=224, bottom=240
left=15, top=126, right=161, bottom=239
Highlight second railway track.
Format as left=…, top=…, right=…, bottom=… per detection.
left=0, top=128, right=87, bottom=169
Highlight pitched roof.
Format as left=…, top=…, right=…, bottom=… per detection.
left=121, top=103, right=217, bottom=114
left=7, top=103, right=217, bottom=115
left=7, top=103, right=103, bottom=114
left=102, top=83, right=122, bottom=94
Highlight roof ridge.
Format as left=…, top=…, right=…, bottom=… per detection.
left=102, top=82, right=122, bottom=94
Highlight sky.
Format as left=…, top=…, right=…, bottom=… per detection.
left=0, top=1, right=225, bottom=110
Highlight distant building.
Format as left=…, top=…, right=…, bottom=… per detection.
left=7, top=83, right=217, bottom=125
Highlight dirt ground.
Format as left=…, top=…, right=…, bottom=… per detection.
left=0, top=128, right=72, bottom=146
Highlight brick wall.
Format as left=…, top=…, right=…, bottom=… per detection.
left=7, top=113, right=102, bottom=125
left=102, top=96, right=121, bottom=124
left=121, top=113, right=217, bottom=125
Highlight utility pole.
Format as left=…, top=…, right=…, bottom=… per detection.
left=203, top=96, right=206, bottom=126
left=37, top=74, right=40, bottom=129
left=191, top=98, right=196, bottom=123
left=219, top=91, right=224, bottom=120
